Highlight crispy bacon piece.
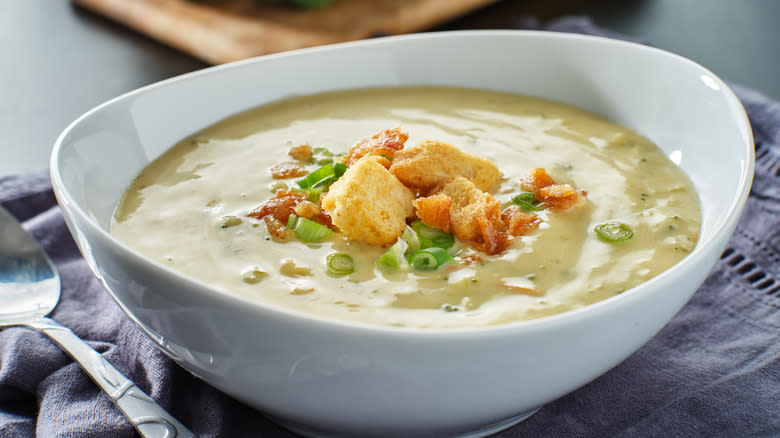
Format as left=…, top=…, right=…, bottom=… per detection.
left=249, top=189, right=306, bottom=224
left=538, top=184, right=586, bottom=210
left=288, top=144, right=313, bottom=162
left=521, top=168, right=556, bottom=195
left=293, top=200, right=334, bottom=228
left=503, top=284, right=544, bottom=297
left=459, top=253, right=484, bottom=266
left=501, top=205, right=542, bottom=236
left=250, top=190, right=333, bottom=238
left=427, top=177, right=511, bottom=255
left=521, top=168, right=585, bottom=210
left=413, top=194, right=452, bottom=232
left=340, top=127, right=409, bottom=167
left=270, top=162, right=308, bottom=179
left=263, top=216, right=292, bottom=241
left=474, top=195, right=512, bottom=255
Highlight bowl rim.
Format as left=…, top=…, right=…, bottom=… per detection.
left=50, top=29, right=755, bottom=337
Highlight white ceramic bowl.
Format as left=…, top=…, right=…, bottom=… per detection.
left=51, top=31, right=753, bottom=438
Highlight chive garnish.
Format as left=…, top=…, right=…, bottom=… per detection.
left=408, top=247, right=453, bottom=271
left=293, top=217, right=333, bottom=243
left=326, top=253, right=354, bottom=276
left=377, top=238, right=409, bottom=269
left=511, top=192, right=540, bottom=212
left=594, top=222, right=634, bottom=243
left=297, top=162, right=347, bottom=189
left=411, top=220, right=454, bottom=250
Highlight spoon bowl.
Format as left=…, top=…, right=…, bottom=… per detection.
left=0, top=205, right=193, bottom=438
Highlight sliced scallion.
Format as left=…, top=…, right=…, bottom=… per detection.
left=594, top=222, right=633, bottom=243
left=376, top=238, right=409, bottom=269
left=293, top=217, right=333, bottom=243
left=326, top=253, right=354, bottom=276
left=297, top=162, right=348, bottom=189
left=400, top=225, right=421, bottom=254
left=313, top=146, right=335, bottom=157
left=287, top=213, right=299, bottom=230
left=412, top=220, right=454, bottom=249
left=307, top=187, right=324, bottom=203
left=408, top=247, right=453, bottom=271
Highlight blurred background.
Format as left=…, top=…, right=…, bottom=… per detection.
left=2, top=0, right=779, bottom=176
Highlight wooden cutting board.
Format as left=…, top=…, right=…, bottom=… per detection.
left=74, top=0, right=501, bottom=64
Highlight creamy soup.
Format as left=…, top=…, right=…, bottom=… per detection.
left=111, top=87, right=700, bottom=328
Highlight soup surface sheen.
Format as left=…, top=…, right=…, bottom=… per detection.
left=112, top=87, right=700, bottom=328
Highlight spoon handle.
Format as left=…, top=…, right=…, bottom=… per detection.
left=28, top=317, right=196, bottom=438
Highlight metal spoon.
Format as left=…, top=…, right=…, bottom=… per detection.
left=0, top=205, right=195, bottom=438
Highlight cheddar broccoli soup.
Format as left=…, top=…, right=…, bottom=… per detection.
left=111, top=87, right=700, bottom=328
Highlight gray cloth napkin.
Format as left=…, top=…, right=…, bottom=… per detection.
left=2, top=16, right=779, bottom=438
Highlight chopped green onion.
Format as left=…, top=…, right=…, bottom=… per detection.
left=400, top=226, right=421, bottom=254
left=412, top=220, right=454, bottom=249
left=313, top=147, right=335, bottom=156
left=326, top=253, right=354, bottom=276
left=594, top=222, right=634, bottom=243
left=408, top=247, right=453, bottom=271
left=333, top=162, right=347, bottom=176
left=307, top=187, right=324, bottom=203
left=311, top=174, right=337, bottom=189
left=511, top=192, right=540, bottom=212
left=293, top=217, right=333, bottom=242
left=297, top=162, right=348, bottom=189
left=377, top=238, right=409, bottom=269
left=287, top=213, right=299, bottom=230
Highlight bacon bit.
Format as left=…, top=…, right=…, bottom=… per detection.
left=501, top=205, right=542, bottom=236
left=538, top=184, right=585, bottom=210
left=521, top=168, right=555, bottom=195
left=521, top=168, right=585, bottom=210
left=340, top=127, right=409, bottom=167
left=288, top=144, right=313, bottom=162
left=293, top=200, right=334, bottom=228
left=459, top=253, right=484, bottom=266
left=270, top=162, right=308, bottom=179
left=413, top=194, right=452, bottom=232
left=263, top=216, right=292, bottom=241
left=503, top=284, right=544, bottom=297
left=475, top=196, right=512, bottom=255
left=249, top=189, right=306, bottom=224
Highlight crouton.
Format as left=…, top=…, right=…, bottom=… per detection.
left=321, top=156, right=415, bottom=246
left=340, top=127, right=409, bottom=167
left=432, top=177, right=511, bottom=254
left=390, top=140, right=501, bottom=193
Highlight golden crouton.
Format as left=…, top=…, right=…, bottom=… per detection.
left=390, top=140, right=501, bottom=193
left=321, top=156, right=415, bottom=246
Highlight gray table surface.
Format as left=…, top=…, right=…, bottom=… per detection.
left=2, top=0, right=778, bottom=176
